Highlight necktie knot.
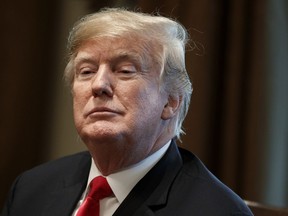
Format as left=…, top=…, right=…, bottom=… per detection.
left=77, top=176, right=113, bottom=216
left=88, top=176, right=113, bottom=200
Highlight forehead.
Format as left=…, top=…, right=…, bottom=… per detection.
left=74, top=37, right=152, bottom=63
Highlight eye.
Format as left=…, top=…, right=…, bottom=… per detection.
left=116, top=65, right=137, bottom=74
left=120, top=69, right=134, bottom=74
left=81, top=70, right=94, bottom=75
left=76, top=68, right=96, bottom=80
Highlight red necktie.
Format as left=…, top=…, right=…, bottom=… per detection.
left=77, top=176, right=113, bottom=216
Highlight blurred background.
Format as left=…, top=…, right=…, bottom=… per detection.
left=1, top=0, right=287, bottom=210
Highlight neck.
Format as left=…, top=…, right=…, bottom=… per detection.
left=85, top=135, right=172, bottom=176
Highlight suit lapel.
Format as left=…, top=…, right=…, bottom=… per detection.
left=113, top=140, right=183, bottom=216
left=39, top=142, right=182, bottom=216
left=42, top=182, right=85, bottom=216
left=42, top=152, right=91, bottom=216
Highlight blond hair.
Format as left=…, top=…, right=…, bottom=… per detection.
left=64, top=8, right=192, bottom=139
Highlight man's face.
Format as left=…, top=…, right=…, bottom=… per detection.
left=72, top=37, right=172, bottom=158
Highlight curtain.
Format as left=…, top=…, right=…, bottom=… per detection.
left=262, top=0, right=288, bottom=207
left=0, top=0, right=60, bottom=207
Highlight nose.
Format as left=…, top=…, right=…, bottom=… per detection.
left=91, top=65, right=113, bottom=97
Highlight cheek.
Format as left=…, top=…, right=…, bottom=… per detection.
left=127, top=84, right=165, bottom=115
left=72, top=84, right=88, bottom=107
left=72, top=99, right=82, bottom=127
left=72, top=89, right=87, bottom=120
left=73, top=93, right=83, bottom=111
left=73, top=98, right=82, bottom=115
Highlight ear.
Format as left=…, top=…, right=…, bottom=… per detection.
left=161, top=95, right=182, bottom=120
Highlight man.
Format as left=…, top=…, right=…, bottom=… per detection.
left=2, top=8, right=253, bottom=216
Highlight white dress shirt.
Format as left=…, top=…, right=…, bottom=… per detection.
left=72, top=141, right=171, bottom=216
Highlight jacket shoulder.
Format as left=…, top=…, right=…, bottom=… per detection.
left=170, top=147, right=253, bottom=215
left=2, top=152, right=91, bottom=216
left=19, top=151, right=91, bottom=181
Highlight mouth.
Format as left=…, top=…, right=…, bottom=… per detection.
left=85, top=107, right=122, bottom=117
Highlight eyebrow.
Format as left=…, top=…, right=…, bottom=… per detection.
left=74, top=50, right=147, bottom=71
left=111, top=50, right=151, bottom=72
left=74, top=53, right=98, bottom=68
left=111, top=51, right=143, bottom=66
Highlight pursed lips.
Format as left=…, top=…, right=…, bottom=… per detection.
left=85, top=107, right=122, bottom=117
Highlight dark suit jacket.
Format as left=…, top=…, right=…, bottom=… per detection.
left=2, top=141, right=253, bottom=215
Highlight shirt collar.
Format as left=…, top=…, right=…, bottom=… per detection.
left=87, top=141, right=171, bottom=203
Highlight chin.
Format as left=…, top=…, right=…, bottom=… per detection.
left=80, top=125, right=124, bottom=143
